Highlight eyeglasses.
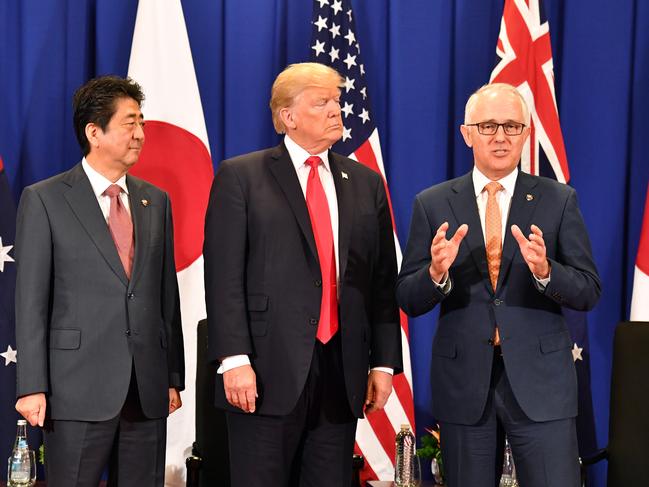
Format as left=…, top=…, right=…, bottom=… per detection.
left=465, top=121, right=526, bottom=136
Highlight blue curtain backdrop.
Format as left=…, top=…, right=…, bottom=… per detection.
left=1, top=1, right=647, bottom=485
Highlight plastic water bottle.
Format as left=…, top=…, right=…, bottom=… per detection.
left=499, top=437, right=519, bottom=487
left=7, top=419, right=32, bottom=486
left=395, top=424, right=421, bottom=487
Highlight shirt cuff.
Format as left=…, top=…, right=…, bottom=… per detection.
left=432, top=272, right=452, bottom=294
left=371, top=366, right=394, bottom=375
left=533, top=272, right=551, bottom=290
left=217, top=354, right=251, bottom=374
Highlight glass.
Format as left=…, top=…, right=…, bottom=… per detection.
left=465, top=121, right=526, bottom=135
left=7, top=449, right=36, bottom=486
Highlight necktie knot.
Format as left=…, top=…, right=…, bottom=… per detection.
left=104, top=184, right=122, bottom=198
left=305, top=156, right=322, bottom=170
left=484, top=181, right=503, bottom=197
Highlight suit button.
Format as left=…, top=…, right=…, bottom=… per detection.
left=309, top=318, right=318, bottom=326
left=128, top=293, right=135, bottom=300
left=494, top=299, right=502, bottom=306
left=126, top=329, right=131, bottom=336
left=314, top=279, right=322, bottom=287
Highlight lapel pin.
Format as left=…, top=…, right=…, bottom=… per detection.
left=526, top=194, right=534, bottom=201
left=341, top=171, right=349, bottom=180
left=141, top=199, right=149, bottom=207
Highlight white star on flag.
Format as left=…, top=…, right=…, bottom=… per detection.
left=317, top=0, right=329, bottom=7
left=1, top=345, right=17, bottom=366
left=331, top=0, right=343, bottom=15
left=312, top=39, right=326, bottom=57
left=343, top=53, right=357, bottom=70
left=342, top=126, right=352, bottom=141
left=329, top=23, right=341, bottom=39
left=360, top=64, right=365, bottom=75
left=328, top=46, right=340, bottom=62
left=314, top=15, right=328, bottom=31
left=0, top=237, right=15, bottom=272
left=572, top=343, right=584, bottom=362
left=358, top=108, right=370, bottom=124
left=360, top=86, right=367, bottom=99
left=346, top=9, right=353, bottom=22
left=344, top=29, right=356, bottom=46
left=343, top=76, right=355, bottom=93
left=341, top=102, right=354, bottom=118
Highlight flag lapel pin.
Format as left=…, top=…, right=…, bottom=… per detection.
left=526, top=194, right=534, bottom=201
left=141, top=199, right=149, bottom=207
left=341, top=171, right=349, bottom=180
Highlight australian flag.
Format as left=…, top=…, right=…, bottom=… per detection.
left=490, top=0, right=598, bottom=466
left=0, top=155, right=19, bottom=478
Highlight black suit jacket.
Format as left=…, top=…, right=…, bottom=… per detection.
left=204, top=143, right=402, bottom=417
left=15, top=163, right=185, bottom=421
left=396, top=171, right=601, bottom=424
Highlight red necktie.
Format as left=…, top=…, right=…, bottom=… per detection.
left=104, top=184, right=134, bottom=279
left=305, top=156, right=339, bottom=344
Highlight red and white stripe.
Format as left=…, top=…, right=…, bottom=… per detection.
left=349, top=129, right=416, bottom=481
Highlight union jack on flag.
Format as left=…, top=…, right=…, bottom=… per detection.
left=491, top=0, right=570, bottom=183
left=490, top=0, right=598, bottom=460
left=310, top=0, right=415, bottom=482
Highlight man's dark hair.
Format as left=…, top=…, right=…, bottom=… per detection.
left=72, top=75, right=145, bottom=156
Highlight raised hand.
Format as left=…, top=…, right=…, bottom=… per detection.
left=511, top=224, right=550, bottom=279
left=429, top=222, right=468, bottom=282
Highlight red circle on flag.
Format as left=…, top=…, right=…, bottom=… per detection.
left=130, top=120, right=213, bottom=272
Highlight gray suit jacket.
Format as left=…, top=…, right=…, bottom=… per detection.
left=15, top=162, right=184, bottom=421
left=396, top=171, right=601, bottom=424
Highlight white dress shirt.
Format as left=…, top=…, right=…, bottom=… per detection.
left=220, top=137, right=392, bottom=375
left=82, top=158, right=131, bottom=221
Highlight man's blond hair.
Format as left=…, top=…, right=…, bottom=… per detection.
left=270, top=63, right=343, bottom=134
left=464, top=83, right=530, bottom=125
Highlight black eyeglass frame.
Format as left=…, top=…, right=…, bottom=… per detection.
left=465, top=121, right=527, bottom=136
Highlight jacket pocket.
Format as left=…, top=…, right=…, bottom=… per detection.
left=539, top=330, right=572, bottom=354
left=49, top=329, right=81, bottom=350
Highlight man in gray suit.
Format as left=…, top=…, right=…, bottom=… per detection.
left=14, top=76, right=185, bottom=487
left=397, top=83, right=600, bottom=487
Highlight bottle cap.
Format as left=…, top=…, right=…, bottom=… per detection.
left=17, top=419, right=27, bottom=426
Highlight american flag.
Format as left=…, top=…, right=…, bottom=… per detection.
left=490, top=0, right=598, bottom=460
left=310, top=0, right=415, bottom=481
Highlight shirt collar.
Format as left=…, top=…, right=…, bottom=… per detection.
left=472, top=166, right=518, bottom=198
left=82, top=158, right=129, bottom=198
left=284, top=135, right=331, bottom=173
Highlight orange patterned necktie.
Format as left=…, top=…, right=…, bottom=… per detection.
left=104, top=184, right=134, bottom=279
left=485, top=181, right=503, bottom=345
left=305, top=156, right=339, bottom=344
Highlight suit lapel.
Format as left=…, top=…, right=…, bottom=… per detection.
left=329, top=152, right=353, bottom=284
left=126, top=176, right=151, bottom=287
left=63, top=163, right=129, bottom=286
left=497, top=172, right=540, bottom=291
left=447, top=172, right=492, bottom=293
left=268, top=143, right=318, bottom=261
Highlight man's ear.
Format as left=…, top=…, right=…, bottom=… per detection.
left=460, top=124, right=473, bottom=148
left=85, top=123, right=101, bottom=149
left=279, top=107, right=297, bottom=131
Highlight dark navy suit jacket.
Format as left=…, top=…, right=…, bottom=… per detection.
left=396, top=170, right=601, bottom=425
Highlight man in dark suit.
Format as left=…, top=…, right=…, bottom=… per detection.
left=14, top=76, right=185, bottom=486
left=396, top=83, right=601, bottom=487
left=204, top=62, right=402, bottom=487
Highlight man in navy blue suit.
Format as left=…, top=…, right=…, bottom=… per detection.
left=396, top=83, right=601, bottom=487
